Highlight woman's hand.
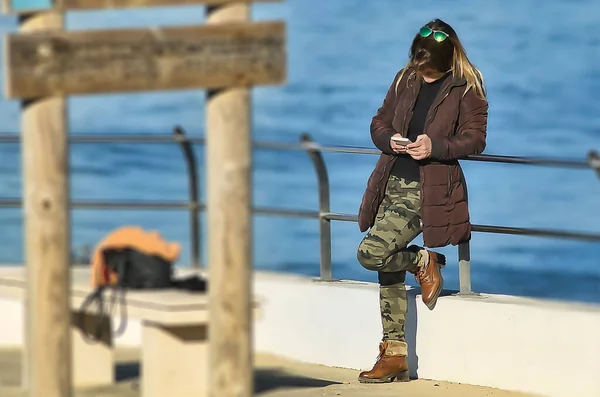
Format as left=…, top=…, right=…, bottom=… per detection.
left=390, top=134, right=408, bottom=154
left=406, top=134, right=432, bottom=160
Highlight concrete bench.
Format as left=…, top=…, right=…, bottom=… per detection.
left=0, top=267, right=261, bottom=397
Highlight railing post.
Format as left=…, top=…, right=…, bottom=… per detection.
left=173, top=126, right=201, bottom=269
left=457, top=167, right=473, bottom=295
left=588, top=150, right=600, bottom=179
left=458, top=242, right=472, bottom=295
left=300, top=133, right=332, bottom=281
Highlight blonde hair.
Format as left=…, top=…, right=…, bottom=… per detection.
left=451, top=42, right=486, bottom=99
left=394, top=20, right=486, bottom=100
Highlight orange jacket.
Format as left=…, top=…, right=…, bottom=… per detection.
left=90, top=226, right=181, bottom=288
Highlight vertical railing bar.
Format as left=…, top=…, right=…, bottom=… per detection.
left=174, top=126, right=201, bottom=269
left=300, top=133, right=332, bottom=281
left=458, top=242, right=472, bottom=295
left=457, top=167, right=473, bottom=295
left=588, top=150, right=600, bottom=179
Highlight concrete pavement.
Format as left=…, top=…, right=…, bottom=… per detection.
left=0, top=349, right=539, bottom=397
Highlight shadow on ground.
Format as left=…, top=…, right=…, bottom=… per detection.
left=255, top=368, right=341, bottom=393
left=116, top=362, right=341, bottom=394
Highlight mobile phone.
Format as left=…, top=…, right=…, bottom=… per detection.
left=391, top=136, right=411, bottom=146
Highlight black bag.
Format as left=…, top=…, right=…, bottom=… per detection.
left=104, top=248, right=173, bottom=289
left=78, top=247, right=207, bottom=343
left=103, top=247, right=207, bottom=291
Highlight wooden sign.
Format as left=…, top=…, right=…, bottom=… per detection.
left=4, top=0, right=281, bottom=13
left=4, top=21, right=286, bottom=98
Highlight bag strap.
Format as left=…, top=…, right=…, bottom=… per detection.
left=76, top=250, right=129, bottom=343
left=76, top=286, right=129, bottom=344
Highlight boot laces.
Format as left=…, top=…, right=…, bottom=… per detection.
left=374, top=342, right=387, bottom=362
left=416, top=260, right=428, bottom=282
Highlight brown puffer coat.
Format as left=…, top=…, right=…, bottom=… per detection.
left=357, top=67, right=489, bottom=248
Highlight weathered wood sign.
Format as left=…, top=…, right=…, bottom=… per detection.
left=4, top=0, right=280, bottom=13
left=4, top=21, right=286, bottom=98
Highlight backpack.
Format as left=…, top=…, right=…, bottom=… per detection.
left=90, top=226, right=181, bottom=289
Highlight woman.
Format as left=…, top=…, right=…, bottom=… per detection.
left=356, top=19, right=488, bottom=383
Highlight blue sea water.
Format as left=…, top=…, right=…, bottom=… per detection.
left=0, top=0, right=598, bottom=303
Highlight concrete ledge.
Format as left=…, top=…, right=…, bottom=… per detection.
left=1, top=266, right=599, bottom=397
left=252, top=271, right=600, bottom=397
left=0, top=267, right=260, bottom=325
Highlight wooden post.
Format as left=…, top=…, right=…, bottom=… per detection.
left=19, top=10, right=72, bottom=397
left=206, top=3, right=253, bottom=397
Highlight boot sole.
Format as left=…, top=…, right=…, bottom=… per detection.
left=358, top=370, right=410, bottom=384
left=424, top=253, right=445, bottom=311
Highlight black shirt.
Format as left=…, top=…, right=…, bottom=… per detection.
left=390, top=72, right=450, bottom=182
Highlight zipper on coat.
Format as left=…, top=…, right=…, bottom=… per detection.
left=374, top=162, right=390, bottom=207
left=401, top=74, right=420, bottom=138
left=402, top=98, right=418, bottom=138
left=428, top=89, right=452, bottom=125
left=426, top=79, right=456, bottom=126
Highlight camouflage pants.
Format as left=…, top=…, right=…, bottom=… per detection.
left=357, top=174, right=423, bottom=343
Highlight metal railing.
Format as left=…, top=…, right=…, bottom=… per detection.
left=1, top=127, right=599, bottom=295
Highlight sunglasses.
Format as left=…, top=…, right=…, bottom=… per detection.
left=419, top=26, right=449, bottom=42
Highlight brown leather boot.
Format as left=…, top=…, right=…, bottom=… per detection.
left=358, top=340, right=410, bottom=383
left=413, top=250, right=446, bottom=310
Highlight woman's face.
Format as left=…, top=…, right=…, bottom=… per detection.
left=411, top=29, right=454, bottom=74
